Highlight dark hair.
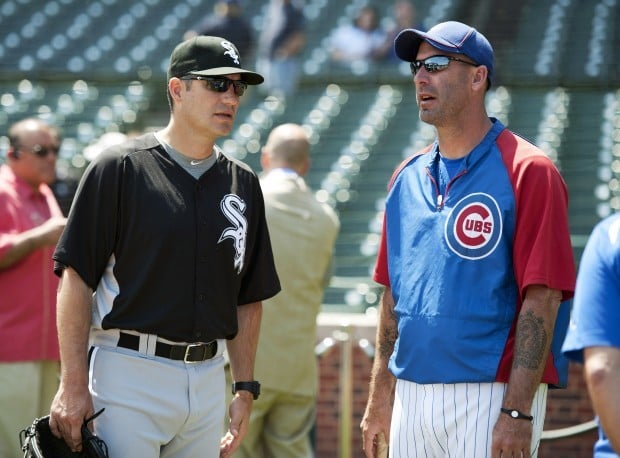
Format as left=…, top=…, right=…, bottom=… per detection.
left=355, top=5, right=380, bottom=30
left=8, top=133, right=20, bottom=153
left=166, top=79, right=194, bottom=112
left=7, top=118, right=61, bottom=157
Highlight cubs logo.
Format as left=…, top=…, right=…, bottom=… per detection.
left=221, top=40, right=240, bottom=65
left=444, top=192, right=502, bottom=260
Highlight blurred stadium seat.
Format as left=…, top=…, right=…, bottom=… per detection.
left=0, top=0, right=618, bottom=310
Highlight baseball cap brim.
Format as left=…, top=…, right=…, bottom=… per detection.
left=189, top=67, right=264, bottom=85
left=395, top=28, right=461, bottom=62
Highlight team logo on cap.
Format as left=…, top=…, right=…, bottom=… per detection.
left=444, top=192, right=502, bottom=260
left=221, top=40, right=240, bottom=65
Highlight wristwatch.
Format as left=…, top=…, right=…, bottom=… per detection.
left=232, top=381, right=261, bottom=400
left=500, top=407, right=533, bottom=421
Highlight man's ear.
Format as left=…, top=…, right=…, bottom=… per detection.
left=299, top=158, right=310, bottom=176
left=169, top=77, right=184, bottom=101
left=260, top=148, right=270, bottom=171
left=7, top=148, right=19, bottom=160
left=472, top=66, right=489, bottom=91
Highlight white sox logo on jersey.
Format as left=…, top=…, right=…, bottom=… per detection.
left=218, top=194, right=247, bottom=274
left=444, top=192, right=502, bottom=260
left=221, top=40, right=240, bottom=65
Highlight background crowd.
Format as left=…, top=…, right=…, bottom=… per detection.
left=1, top=0, right=618, bottom=457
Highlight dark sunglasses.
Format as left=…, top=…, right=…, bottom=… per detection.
left=181, top=75, right=248, bottom=97
left=410, top=55, right=479, bottom=75
left=23, top=144, right=60, bottom=158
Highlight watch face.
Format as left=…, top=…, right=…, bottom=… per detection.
left=511, top=410, right=518, bottom=418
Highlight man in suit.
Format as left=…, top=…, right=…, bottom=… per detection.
left=234, top=123, right=340, bottom=457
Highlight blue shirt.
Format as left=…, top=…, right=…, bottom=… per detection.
left=563, top=213, right=620, bottom=457
left=377, top=119, right=575, bottom=385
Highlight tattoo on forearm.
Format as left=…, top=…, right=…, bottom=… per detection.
left=514, top=310, right=548, bottom=370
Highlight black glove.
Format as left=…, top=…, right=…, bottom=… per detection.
left=19, top=408, right=109, bottom=458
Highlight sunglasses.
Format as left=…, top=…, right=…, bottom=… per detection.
left=410, top=55, right=479, bottom=75
left=181, top=75, right=248, bottom=97
left=23, top=144, right=60, bottom=158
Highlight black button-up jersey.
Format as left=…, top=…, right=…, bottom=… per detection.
left=53, top=133, right=280, bottom=342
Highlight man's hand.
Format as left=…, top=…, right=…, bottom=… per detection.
left=0, top=216, right=66, bottom=269
left=49, top=381, right=94, bottom=452
left=361, top=286, right=396, bottom=458
left=37, top=216, right=67, bottom=246
left=219, top=392, right=253, bottom=457
left=50, top=267, right=94, bottom=452
left=491, top=412, right=533, bottom=458
left=360, top=397, right=392, bottom=458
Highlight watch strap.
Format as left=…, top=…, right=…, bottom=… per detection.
left=232, top=381, right=261, bottom=400
left=500, top=407, right=533, bottom=421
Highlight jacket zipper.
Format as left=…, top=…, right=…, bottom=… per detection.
left=426, top=168, right=467, bottom=211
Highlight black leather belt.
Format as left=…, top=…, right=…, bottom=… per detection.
left=117, top=332, right=217, bottom=363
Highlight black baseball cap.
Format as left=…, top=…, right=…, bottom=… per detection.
left=167, top=36, right=263, bottom=85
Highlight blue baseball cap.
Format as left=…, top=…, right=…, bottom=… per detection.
left=394, top=21, right=494, bottom=85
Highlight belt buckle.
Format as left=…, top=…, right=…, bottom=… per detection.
left=184, top=343, right=205, bottom=363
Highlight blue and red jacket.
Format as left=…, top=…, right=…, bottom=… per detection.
left=373, top=119, right=575, bottom=386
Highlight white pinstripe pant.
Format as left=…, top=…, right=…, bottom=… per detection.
left=389, top=380, right=547, bottom=458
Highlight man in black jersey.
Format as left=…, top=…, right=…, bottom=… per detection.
left=49, top=36, right=280, bottom=458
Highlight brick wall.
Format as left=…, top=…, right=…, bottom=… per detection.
left=314, top=314, right=598, bottom=457
left=316, top=345, right=373, bottom=457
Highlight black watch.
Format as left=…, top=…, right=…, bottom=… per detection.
left=500, top=407, right=533, bottom=421
left=232, top=381, right=261, bottom=400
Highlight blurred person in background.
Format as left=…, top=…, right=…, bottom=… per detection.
left=234, top=123, right=340, bottom=457
left=53, top=131, right=133, bottom=216
left=0, top=117, right=66, bottom=458
left=377, top=0, right=424, bottom=61
left=183, top=0, right=254, bottom=61
left=329, top=5, right=386, bottom=64
left=563, top=213, right=620, bottom=457
left=256, top=0, right=306, bottom=99
left=82, top=131, right=129, bottom=163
